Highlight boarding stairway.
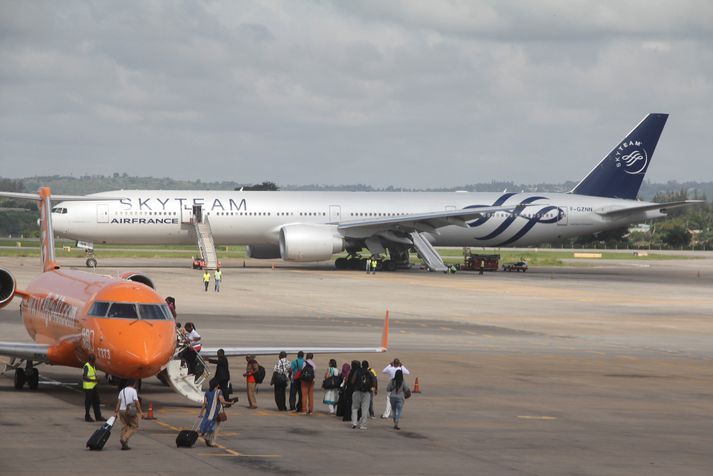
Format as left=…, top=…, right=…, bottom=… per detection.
left=409, top=231, right=449, bottom=272
left=195, top=219, right=219, bottom=270
left=158, top=330, right=211, bottom=404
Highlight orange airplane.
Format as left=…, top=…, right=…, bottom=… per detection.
left=0, top=187, right=387, bottom=397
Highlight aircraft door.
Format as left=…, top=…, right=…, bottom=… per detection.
left=329, top=205, right=341, bottom=223
left=192, top=205, right=203, bottom=224
left=97, top=204, right=109, bottom=223
left=557, top=207, right=568, bottom=226
left=181, top=206, right=193, bottom=224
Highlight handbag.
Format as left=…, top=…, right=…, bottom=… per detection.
left=404, top=387, right=412, bottom=400
left=217, top=411, right=227, bottom=422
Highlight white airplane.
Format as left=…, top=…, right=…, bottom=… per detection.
left=51, top=113, right=698, bottom=271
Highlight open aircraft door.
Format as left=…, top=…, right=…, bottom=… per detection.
left=97, top=204, right=109, bottom=223
left=557, top=207, right=568, bottom=226
left=329, top=205, right=341, bottom=223
left=181, top=205, right=193, bottom=224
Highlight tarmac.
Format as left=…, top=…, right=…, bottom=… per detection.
left=1, top=254, right=713, bottom=475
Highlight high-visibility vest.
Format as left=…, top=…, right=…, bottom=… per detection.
left=83, top=363, right=97, bottom=390
left=214, top=270, right=222, bottom=280
left=371, top=260, right=377, bottom=268
left=203, top=272, right=210, bottom=282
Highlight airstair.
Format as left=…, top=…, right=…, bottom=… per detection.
left=409, top=232, right=449, bottom=272
left=195, top=220, right=219, bottom=270
left=159, top=331, right=211, bottom=404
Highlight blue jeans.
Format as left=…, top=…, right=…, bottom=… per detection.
left=389, top=397, right=404, bottom=422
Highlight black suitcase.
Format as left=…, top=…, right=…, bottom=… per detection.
left=86, top=416, right=116, bottom=450
left=176, top=416, right=202, bottom=448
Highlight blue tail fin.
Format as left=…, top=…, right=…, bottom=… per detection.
left=571, top=113, right=668, bottom=200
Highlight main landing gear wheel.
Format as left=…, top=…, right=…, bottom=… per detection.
left=27, top=368, right=39, bottom=390
left=14, top=368, right=25, bottom=389
left=86, top=257, right=97, bottom=268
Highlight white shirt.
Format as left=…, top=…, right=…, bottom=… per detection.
left=382, top=364, right=410, bottom=379
left=187, top=329, right=202, bottom=351
left=118, top=387, right=138, bottom=411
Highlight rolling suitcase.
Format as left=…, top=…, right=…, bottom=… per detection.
left=86, top=416, right=116, bottom=450
left=176, top=416, right=202, bottom=448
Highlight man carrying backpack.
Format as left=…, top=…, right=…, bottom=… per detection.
left=299, top=353, right=317, bottom=415
left=243, top=355, right=260, bottom=409
left=289, top=351, right=305, bottom=412
left=351, top=360, right=375, bottom=430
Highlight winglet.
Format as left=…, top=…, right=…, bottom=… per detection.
left=380, top=309, right=390, bottom=351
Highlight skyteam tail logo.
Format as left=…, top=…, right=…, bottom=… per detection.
left=615, top=141, right=648, bottom=175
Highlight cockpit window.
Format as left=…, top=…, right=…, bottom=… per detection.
left=89, top=301, right=171, bottom=320
left=107, top=303, right=138, bottom=319
left=88, top=301, right=110, bottom=317
left=138, top=304, right=171, bottom=320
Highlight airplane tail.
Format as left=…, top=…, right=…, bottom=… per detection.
left=571, top=113, right=668, bottom=200
left=37, top=187, right=59, bottom=272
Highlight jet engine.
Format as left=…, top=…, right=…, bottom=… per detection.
left=279, top=224, right=344, bottom=262
left=246, top=244, right=282, bottom=259
left=0, top=268, right=16, bottom=309
left=119, top=272, right=156, bottom=290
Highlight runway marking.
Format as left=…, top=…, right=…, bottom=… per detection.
left=517, top=415, right=557, bottom=420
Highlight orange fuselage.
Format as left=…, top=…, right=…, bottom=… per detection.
left=21, top=269, right=176, bottom=379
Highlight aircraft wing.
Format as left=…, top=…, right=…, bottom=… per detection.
left=336, top=204, right=539, bottom=238
left=201, top=313, right=390, bottom=359
left=596, top=200, right=703, bottom=217
left=0, top=342, right=51, bottom=363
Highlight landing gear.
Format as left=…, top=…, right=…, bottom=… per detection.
left=13, top=368, right=25, bottom=389
left=86, top=257, right=97, bottom=268
left=13, top=363, right=39, bottom=390
left=27, top=368, right=39, bottom=390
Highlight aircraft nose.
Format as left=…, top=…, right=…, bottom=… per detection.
left=98, top=320, right=176, bottom=379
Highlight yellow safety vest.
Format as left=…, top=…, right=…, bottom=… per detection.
left=203, top=272, right=210, bottom=282
left=83, top=363, right=97, bottom=390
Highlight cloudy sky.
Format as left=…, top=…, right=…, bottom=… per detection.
left=1, top=1, right=712, bottom=187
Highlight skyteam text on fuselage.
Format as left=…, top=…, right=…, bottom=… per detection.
left=51, top=114, right=698, bottom=271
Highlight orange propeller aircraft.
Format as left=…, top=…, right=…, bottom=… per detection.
left=0, top=187, right=388, bottom=395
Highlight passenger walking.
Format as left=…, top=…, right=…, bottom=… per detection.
left=243, top=355, right=259, bottom=409
left=289, top=351, right=305, bottom=412
left=335, top=361, right=352, bottom=418
left=271, top=351, right=290, bottom=411
left=339, top=360, right=359, bottom=421
left=208, top=349, right=231, bottom=401
left=323, top=359, right=340, bottom=414
left=381, top=358, right=410, bottom=419
left=82, top=354, right=106, bottom=422
left=387, top=369, right=411, bottom=430
left=368, top=364, right=378, bottom=418
left=180, top=322, right=202, bottom=377
left=165, top=296, right=177, bottom=319
left=365, top=258, right=371, bottom=274
left=114, top=379, right=142, bottom=450
left=299, top=353, right=316, bottom=415
left=214, top=268, right=222, bottom=292
left=199, top=381, right=232, bottom=447
left=202, top=269, right=210, bottom=292
left=351, top=360, right=375, bottom=430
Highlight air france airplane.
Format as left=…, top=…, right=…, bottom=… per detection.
left=51, top=114, right=697, bottom=270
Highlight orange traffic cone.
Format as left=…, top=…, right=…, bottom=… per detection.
left=412, top=377, right=421, bottom=393
left=144, top=402, right=157, bottom=420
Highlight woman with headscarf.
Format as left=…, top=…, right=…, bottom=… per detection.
left=322, top=359, right=340, bottom=414
left=339, top=360, right=360, bottom=422
left=199, top=381, right=231, bottom=447
left=386, top=369, right=410, bottom=430
left=335, top=362, right=351, bottom=418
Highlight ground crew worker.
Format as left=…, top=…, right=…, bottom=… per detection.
left=365, top=258, right=371, bottom=274
left=202, top=269, right=210, bottom=292
left=371, top=257, right=378, bottom=275
left=83, top=353, right=106, bottom=422
left=214, top=268, right=222, bottom=292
